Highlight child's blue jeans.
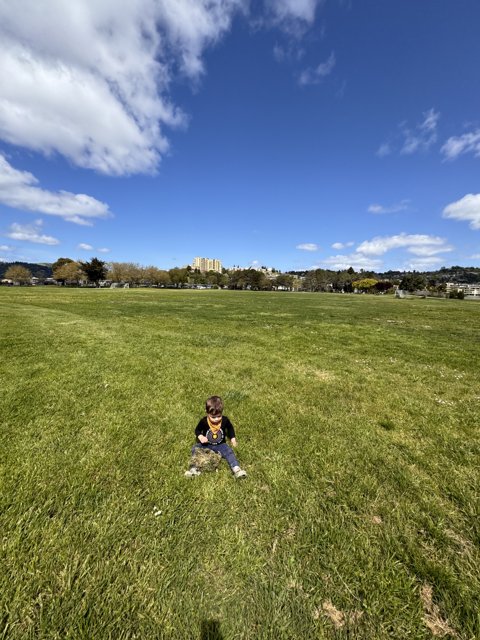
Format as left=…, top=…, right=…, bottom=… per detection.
left=191, top=443, right=239, bottom=469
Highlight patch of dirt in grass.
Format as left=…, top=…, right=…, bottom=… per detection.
left=444, top=528, right=473, bottom=555
left=420, top=584, right=457, bottom=638
left=371, top=515, right=383, bottom=525
left=313, top=601, right=363, bottom=629
left=285, top=362, right=334, bottom=381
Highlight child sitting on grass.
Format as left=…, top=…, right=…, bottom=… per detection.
left=185, top=395, right=247, bottom=479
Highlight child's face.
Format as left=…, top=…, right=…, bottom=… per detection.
left=208, top=413, right=222, bottom=424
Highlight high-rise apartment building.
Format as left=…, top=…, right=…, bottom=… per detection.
left=192, top=257, right=222, bottom=273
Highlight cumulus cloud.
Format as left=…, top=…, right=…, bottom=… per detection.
left=78, top=243, right=110, bottom=253
left=441, top=129, right=480, bottom=161
left=320, top=253, right=382, bottom=271
left=368, top=200, right=410, bottom=214
left=5, top=220, right=59, bottom=245
left=0, top=154, right=111, bottom=224
left=296, top=242, right=319, bottom=251
left=357, top=233, right=448, bottom=256
left=442, top=193, right=480, bottom=230
left=0, top=1, right=329, bottom=177
left=405, top=256, right=444, bottom=270
left=0, top=0, right=246, bottom=176
left=299, top=52, right=335, bottom=86
left=322, top=233, right=452, bottom=271
left=331, top=241, right=354, bottom=250
left=0, top=244, right=14, bottom=251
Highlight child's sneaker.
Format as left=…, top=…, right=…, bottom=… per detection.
left=232, top=466, right=247, bottom=479
left=184, top=467, right=201, bottom=477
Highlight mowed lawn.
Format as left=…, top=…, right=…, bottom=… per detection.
left=0, top=288, right=478, bottom=640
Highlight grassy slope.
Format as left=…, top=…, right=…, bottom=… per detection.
left=0, top=288, right=478, bottom=639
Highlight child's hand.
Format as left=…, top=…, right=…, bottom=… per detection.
left=231, top=437, right=237, bottom=448
left=198, top=435, right=209, bottom=444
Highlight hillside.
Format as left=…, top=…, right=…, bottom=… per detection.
left=0, top=261, right=53, bottom=280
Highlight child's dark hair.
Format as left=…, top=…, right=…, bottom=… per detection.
left=206, top=395, right=224, bottom=416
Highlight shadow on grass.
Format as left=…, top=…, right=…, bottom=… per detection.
left=200, top=619, right=223, bottom=639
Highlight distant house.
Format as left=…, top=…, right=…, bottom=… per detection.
left=446, top=282, right=480, bottom=297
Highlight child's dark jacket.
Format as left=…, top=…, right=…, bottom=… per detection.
left=195, top=416, right=236, bottom=446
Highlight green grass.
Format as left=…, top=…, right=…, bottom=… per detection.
left=1, top=288, right=479, bottom=639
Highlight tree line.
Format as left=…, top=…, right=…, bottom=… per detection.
left=2, top=258, right=480, bottom=293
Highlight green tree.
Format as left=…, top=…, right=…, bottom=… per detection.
left=400, top=273, right=426, bottom=292
left=168, top=268, right=188, bottom=287
left=374, top=280, right=394, bottom=293
left=275, top=274, right=294, bottom=290
left=80, top=258, right=107, bottom=285
left=4, top=265, right=32, bottom=285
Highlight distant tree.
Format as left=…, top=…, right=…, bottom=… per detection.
left=4, top=265, right=31, bottom=285
left=399, top=273, right=426, bottom=292
left=80, top=258, right=107, bottom=285
left=302, top=269, right=331, bottom=292
left=52, top=257, right=74, bottom=273
left=205, top=270, right=225, bottom=287
left=143, top=266, right=170, bottom=287
left=108, top=262, right=127, bottom=283
left=374, top=280, right=394, bottom=293
left=168, top=267, right=188, bottom=287
left=353, top=278, right=378, bottom=292
left=275, top=274, right=294, bottom=290
left=53, top=261, right=85, bottom=286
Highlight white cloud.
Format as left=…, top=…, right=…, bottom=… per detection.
left=0, top=2, right=332, bottom=176
left=469, top=253, right=480, bottom=260
left=299, top=52, right=335, bottom=86
left=400, top=108, right=439, bottom=155
left=265, top=0, right=322, bottom=29
left=296, top=242, right=319, bottom=251
left=407, top=245, right=453, bottom=257
left=442, top=193, right=480, bottom=230
left=0, top=244, right=15, bottom=252
left=78, top=243, right=93, bottom=250
left=378, top=109, right=440, bottom=157
left=98, top=247, right=110, bottom=253
left=0, top=0, right=245, bottom=176
left=5, top=220, right=59, bottom=245
left=441, top=129, right=480, bottom=161
left=320, top=253, right=382, bottom=271
left=405, top=256, right=443, bottom=270
left=376, top=142, right=392, bottom=157
left=357, top=233, right=448, bottom=256
left=331, top=241, right=354, bottom=250
left=368, top=200, right=410, bottom=214
left=0, top=154, right=111, bottom=224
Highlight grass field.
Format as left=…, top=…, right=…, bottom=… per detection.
left=0, top=288, right=479, bottom=639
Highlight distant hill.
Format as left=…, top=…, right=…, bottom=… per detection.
left=287, top=266, right=480, bottom=283
left=0, top=261, right=53, bottom=279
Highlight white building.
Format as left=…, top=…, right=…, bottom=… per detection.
left=446, top=282, right=480, bottom=296
left=192, top=257, right=222, bottom=273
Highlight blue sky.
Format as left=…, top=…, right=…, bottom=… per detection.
left=1, top=0, right=480, bottom=272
